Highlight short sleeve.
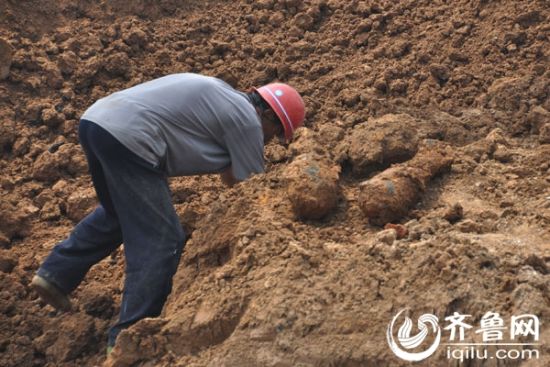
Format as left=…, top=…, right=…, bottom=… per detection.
left=223, top=125, right=265, bottom=181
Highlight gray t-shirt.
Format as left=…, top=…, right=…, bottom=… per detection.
left=81, top=73, right=264, bottom=180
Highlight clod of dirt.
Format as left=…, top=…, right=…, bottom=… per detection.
left=486, top=76, right=530, bottom=112
left=106, top=318, right=169, bottom=367
left=122, top=27, right=149, bottom=50
left=375, top=228, right=396, bottom=245
left=538, top=123, right=550, bottom=144
left=516, top=10, right=545, bottom=28
left=40, top=200, right=61, bottom=221
left=443, top=202, right=464, bottom=223
left=0, top=118, right=16, bottom=154
left=341, top=113, right=419, bottom=177
left=264, top=143, right=289, bottom=163
left=287, top=127, right=325, bottom=157
left=32, top=143, right=87, bottom=182
left=456, top=219, right=483, bottom=233
left=0, top=201, right=32, bottom=244
left=485, top=128, right=508, bottom=146
left=2, top=1, right=550, bottom=366
left=0, top=38, right=13, bottom=80
left=526, top=106, right=550, bottom=134
left=104, top=52, right=131, bottom=77
left=462, top=128, right=509, bottom=163
left=41, top=107, right=65, bottom=128
left=0, top=251, right=17, bottom=273
left=429, top=63, right=450, bottom=82
left=493, top=144, right=514, bottom=163
left=283, top=154, right=340, bottom=220
left=82, top=294, right=115, bottom=319
left=384, top=223, right=408, bottom=239
left=66, top=188, right=97, bottom=221
left=57, top=51, right=78, bottom=75
left=41, top=314, right=96, bottom=362
left=42, top=62, right=63, bottom=89
left=358, top=140, right=453, bottom=225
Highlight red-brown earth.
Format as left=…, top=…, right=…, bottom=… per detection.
left=0, top=1, right=549, bottom=366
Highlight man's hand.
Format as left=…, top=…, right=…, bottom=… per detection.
left=220, top=166, right=239, bottom=187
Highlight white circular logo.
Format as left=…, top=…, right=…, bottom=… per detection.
left=275, top=89, right=284, bottom=97
left=387, top=309, right=441, bottom=361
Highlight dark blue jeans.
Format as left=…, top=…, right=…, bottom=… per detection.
left=37, top=119, right=186, bottom=347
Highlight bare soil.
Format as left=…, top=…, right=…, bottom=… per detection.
left=0, top=1, right=549, bottom=366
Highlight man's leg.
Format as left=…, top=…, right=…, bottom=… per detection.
left=37, top=206, right=123, bottom=293
left=36, top=120, right=123, bottom=295
left=83, top=122, right=186, bottom=347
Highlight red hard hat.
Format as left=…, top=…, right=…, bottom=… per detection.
left=255, top=83, right=305, bottom=141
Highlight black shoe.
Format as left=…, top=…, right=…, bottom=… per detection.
left=31, top=275, right=72, bottom=312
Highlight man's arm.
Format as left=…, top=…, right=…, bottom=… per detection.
left=220, top=166, right=239, bottom=187
left=223, top=125, right=265, bottom=184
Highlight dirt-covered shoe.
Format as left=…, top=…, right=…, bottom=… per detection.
left=30, top=275, right=72, bottom=312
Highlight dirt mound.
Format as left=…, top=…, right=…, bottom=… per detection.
left=0, top=0, right=549, bottom=366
